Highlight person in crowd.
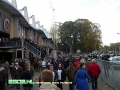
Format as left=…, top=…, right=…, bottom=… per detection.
left=10, top=63, right=15, bottom=88
left=46, top=60, right=51, bottom=69
left=39, top=69, right=60, bottom=90
left=74, top=63, right=90, bottom=90
left=21, top=65, right=32, bottom=90
left=0, top=63, right=6, bottom=90
left=38, top=59, right=42, bottom=71
left=27, top=62, right=34, bottom=90
left=56, top=63, right=66, bottom=90
left=88, top=59, right=101, bottom=90
left=73, top=58, right=80, bottom=69
left=4, top=61, right=9, bottom=85
left=11, top=62, right=23, bottom=90
left=49, top=64, right=58, bottom=82
left=42, top=57, right=47, bottom=70
left=27, top=62, right=34, bottom=78
left=66, top=62, right=76, bottom=90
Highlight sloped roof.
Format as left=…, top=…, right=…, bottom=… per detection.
left=0, top=0, right=51, bottom=40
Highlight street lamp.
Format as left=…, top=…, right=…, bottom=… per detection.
left=36, top=21, right=40, bottom=28
left=29, top=15, right=33, bottom=20
left=70, top=35, right=73, bottom=53
left=117, top=33, right=120, bottom=35
left=117, top=33, right=120, bottom=52
left=19, top=7, right=25, bottom=12
left=36, top=21, right=39, bottom=24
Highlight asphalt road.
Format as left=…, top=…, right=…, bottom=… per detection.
left=5, top=71, right=116, bottom=90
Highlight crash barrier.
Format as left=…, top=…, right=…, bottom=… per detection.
left=96, top=59, right=120, bottom=90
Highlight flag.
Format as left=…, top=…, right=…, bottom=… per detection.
left=24, top=28, right=25, bottom=37
left=22, top=27, right=24, bottom=36
left=19, top=26, right=22, bottom=37
left=31, top=31, right=33, bottom=40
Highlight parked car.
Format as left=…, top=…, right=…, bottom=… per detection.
left=108, top=56, right=120, bottom=69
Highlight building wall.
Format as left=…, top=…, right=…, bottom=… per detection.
left=10, top=19, right=14, bottom=38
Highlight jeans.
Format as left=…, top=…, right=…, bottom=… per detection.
left=69, top=80, right=74, bottom=90
left=24, top=87, right=32, bottom=90
left=37, top=65, right=41, bottom=71
left=16, top=84, right=20, bottom=89
left=10, top=77, right=15, bottom=88
left=91, top=76, right=98, bottom=90
left=6, top=73, right=9, bottom=85
left=0, top=81, right=5, bottom=90
left=57, top=80, right=63, bottom=89
left=11, top=84, right=15, bottom=88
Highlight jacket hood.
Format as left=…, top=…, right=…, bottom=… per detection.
left=0, top=67, right=4, bottom=71
left=69, top=66, right=74, bottom=69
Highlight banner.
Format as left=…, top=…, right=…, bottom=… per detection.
left=23, top=28, right=26, bottom=38
left=20, top=26, right=22, bottom=37
left=21, top=27, right=24, bottom=36
left=18, top=25, right=20, bottom=37
left=31, top=30, right=33, bottom=40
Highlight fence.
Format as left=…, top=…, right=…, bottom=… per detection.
left=24, top=41, right=41, bottom=57
left=0, top=40, right=41, bottom=57
left=96, top=60, right=120, bottom=90
left=0, top=40, right=22, bottom=47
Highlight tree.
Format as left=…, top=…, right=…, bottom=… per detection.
left=57, top=19, right=102, bottom=53
left=109, top=42, right=120, bottom=52
left=50, top=23, right=62, bottom=49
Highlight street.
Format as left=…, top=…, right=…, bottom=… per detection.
left=5, top=71, right=115, bottom=90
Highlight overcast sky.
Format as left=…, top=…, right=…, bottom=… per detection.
left=8, top=0, right=120, bottom=46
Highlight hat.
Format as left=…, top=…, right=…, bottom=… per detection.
left=92, top=59, right=96, bottom=62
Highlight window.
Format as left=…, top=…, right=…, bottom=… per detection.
left=112, top=58, right=120, bottom=61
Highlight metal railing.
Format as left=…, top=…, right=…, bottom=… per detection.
left=0, top=40, right=41, bottom=57
left=0, top=40, right=22, bottom=47
left=23, top=40, right=41, bottom=57
left=96, top=60, right=120, bottom=90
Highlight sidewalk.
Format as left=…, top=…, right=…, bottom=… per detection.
left=88, top=78, right=115, bottom=90
left=5, top=72, right=116, bottom=90
left=62, top=77, right=116, bottom=90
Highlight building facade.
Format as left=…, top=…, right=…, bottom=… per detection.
left=0, top=0, right=53, bottom=61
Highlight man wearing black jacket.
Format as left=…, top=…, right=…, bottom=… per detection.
left=21, top=65, right=32, bottom=90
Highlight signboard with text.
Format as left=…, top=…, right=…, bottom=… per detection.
left=0, top=12, right=11, bottom=34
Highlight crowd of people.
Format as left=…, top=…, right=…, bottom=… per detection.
left=0, top=37, right=21, bottom=46
left=0, top=53, right=101, bottom=90
left=0, top=37, right=53, bottom=58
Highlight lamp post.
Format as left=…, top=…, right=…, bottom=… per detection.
left=70, top=35, right=73, bottom=53
left=117, top=33, right=120, bottom=52
left=29, top=15, right=33, bottom=20
left=62, top=44, right=67, bottom=53
left=19, top=7, right=25, bottom=12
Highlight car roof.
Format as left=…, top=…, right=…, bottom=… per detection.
left=113, top=56, right=120, bottom=58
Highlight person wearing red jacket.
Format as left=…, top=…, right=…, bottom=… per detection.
left=87, top=59, right=101, bottom=90
left=73, top=58, right=80, bottom=69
